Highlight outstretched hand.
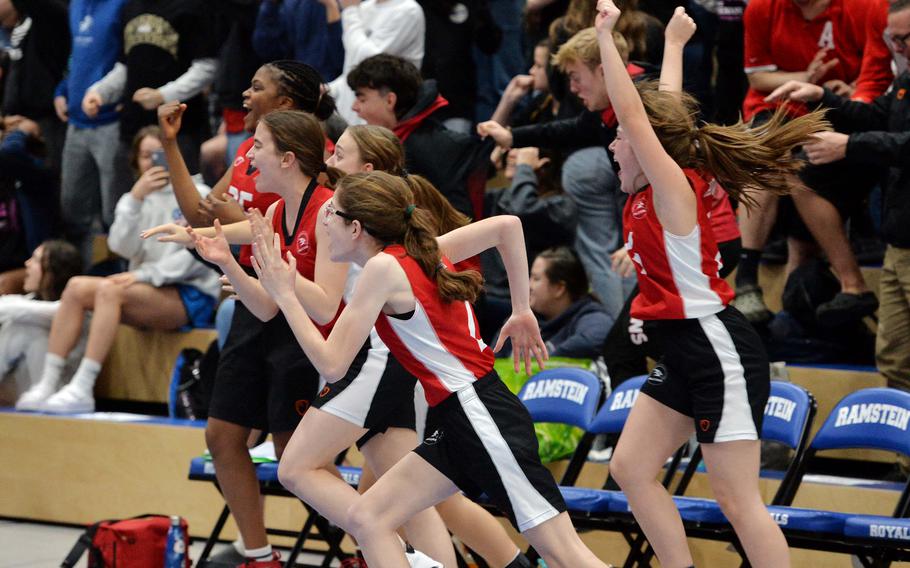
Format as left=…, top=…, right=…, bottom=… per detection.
left=189, top=220, right=233, bottom=266
left=251, top=229, right=297, bottom=303
left=805, top=49, right=839, bottom=84
left=494, top=310, right=549, bottom=375
left=476, top=120, right=514, bottom=149
left=595, top=0, right=621, bottom=34
left=764, top=80, right=824, bottom=103
left=140, top=223, right=194, bottom=247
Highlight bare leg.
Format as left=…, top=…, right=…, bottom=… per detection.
left=791, top=188, right=868, bottom=293
left=739, top=192, right=779, bottom=251
left=347, top=452, right=462, bottom=568
left=206, top=418, right=269, bottom=550
left=785, top=238, right=818, bottom=277
left=47, top=276, right=103, bottom=357
left=361, top=428, right=457, bottom=567
left=434, top=494, right=522, bottom=568
left=609, top=393, right=695, bottom=568
left=521, top=512, right=609, bottom=567
left=701, top=440, right=790, bottom=567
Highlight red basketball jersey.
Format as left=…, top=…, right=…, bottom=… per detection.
left=269, top=179, right=333, bottom=282
left=742, top=0, right=891, bottom=120
left=231, top=136, right=281, bottom=267
left=373, top=245, right=495, bottom=407
left=703, top=178, right=740, bottom=244
left=623, top=169, right=734, bottom=320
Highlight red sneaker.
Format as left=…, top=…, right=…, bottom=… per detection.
left=237, top=551, right=282, bottom=568
left=340, top=557, right=368, bottom=568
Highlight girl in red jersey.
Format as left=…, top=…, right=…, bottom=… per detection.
left=593, top=1, right=829, bottom=567
left=144, top=109, right=348, bottom=568
left=251, top=170, right=610, bottom=567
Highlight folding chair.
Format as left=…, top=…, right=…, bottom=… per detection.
left=620, top=380, right=817, bottom=566
left=188, top=457, right=360, bottom=567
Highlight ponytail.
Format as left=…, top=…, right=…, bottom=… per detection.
left=336, top=172, right=483, bottom=303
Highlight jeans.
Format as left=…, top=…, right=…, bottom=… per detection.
left=561, top=147, right=634, bottom=321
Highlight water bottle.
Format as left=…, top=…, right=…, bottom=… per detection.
left=164, top=515, right=186, bottom=568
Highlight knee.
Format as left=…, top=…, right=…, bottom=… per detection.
left=346, top=498, right=387, bottom=542
left=95, top=279, right=125, bottom=303
left=712, top=482, right=748, bottom=523
left=608, top=450, right=638, bottom=489
left=61, top=276, right=94, bottom=304
left=204, top=423, right=245, bottom=461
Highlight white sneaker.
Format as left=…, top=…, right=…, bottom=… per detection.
left=405, top=548, right=443, bottom=568
left=42, top=384, right=95, bottom=414
left=15, top=383, right=57, bottom=411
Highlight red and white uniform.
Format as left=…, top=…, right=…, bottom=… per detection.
left=269, top=179, right=333, bottom=281
left=703, top=178, right=740, bottom=244
left=742, top=0, right=892, bottom=120
left=623, top=169, right=734, bottom=320
left=230, top=137, right=281, bottom=267
left=373, top=244, right=494, bottom=407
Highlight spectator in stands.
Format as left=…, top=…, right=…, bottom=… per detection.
left=82, top=0, right=217, bottom=192
left=614, top=0, right=664, bottom=65
left=55, top=0, right=130, bottom=268
left=482, top=147, right=576, bottom=315
left=15, top=126, right=220, bottom=413
left=418, top=0, right=501, bottom=133
left=473, top=0, right=527, bottom=122
left=347, top=54, right=494, bottom=219
left=0, top=0, right=69, bottom=174
left=766, top=0, right=910, bottom=391
left=0, top=240, right=81, bottom=399
left=477, top=28, right=639, bottom=319
left=528, top=246, right=610, bottom=358
left=327, top=0, right=425, bottom=125
left=733, top=0, right=893, bottom=326
left=489, top=39, right=557, bottom=127
left=252, top=0, right=344, bottom=83
left=0, top=116, right=61, bottom=266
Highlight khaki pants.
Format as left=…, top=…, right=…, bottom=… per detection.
left=876, top=245, right=910, bottom=392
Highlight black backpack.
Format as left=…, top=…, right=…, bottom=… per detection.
left=167, top=340, right=218, bottom=421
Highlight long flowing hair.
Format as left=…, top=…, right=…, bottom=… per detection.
left=636, top=82, right=830, bottom=209
left=335, top=171, right=483, bottom=302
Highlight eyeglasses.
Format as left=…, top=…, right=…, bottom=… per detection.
left=325, top=201, right=358, bottom=224
left=887, top=30, right=910, bottom=46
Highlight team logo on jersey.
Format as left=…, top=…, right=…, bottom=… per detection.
left=296, top=234, right=310, bottom=254
left=233, top=155, right=245, bottom=168
left=319, top=386, right=330, bottom=397
left=699, top=419, right=712, bottom=432
left=817, top=21, right=835, bottom=50
left=424, top=429, right=443, bottom=445
left=898, top=89, right=907, bottom=101
left=631, top=198, right=647, bottom=219
left=294, top=399, right=310, bottom=416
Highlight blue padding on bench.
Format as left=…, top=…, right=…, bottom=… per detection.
left=188, top=457, right=362, bottom=488
left=844, top=516, right=910, bottom=541
left=559, top=487, right=617, bottom=514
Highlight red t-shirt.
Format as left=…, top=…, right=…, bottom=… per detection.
left=623, top=169, right=734, bottom=320
left=742, top=0, right=892, bottom=120
left=230, top=137, right=280, bottom=267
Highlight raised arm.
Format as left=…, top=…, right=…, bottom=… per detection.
left=659, top=7, right=696, bottom=92
left=596, top=0, right=694, bottom=235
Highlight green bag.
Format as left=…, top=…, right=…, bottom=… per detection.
left=493, top=357, right=594, bottom=463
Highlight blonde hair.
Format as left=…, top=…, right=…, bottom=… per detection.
left=552, top=28, right=630, bottom=70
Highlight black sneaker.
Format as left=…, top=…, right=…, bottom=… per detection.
left=815, top=291, right=879, bottom=326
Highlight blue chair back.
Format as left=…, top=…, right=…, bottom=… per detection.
left=587, top=375, right=647, bottom=435
left=811, top=388, right=910, bottom=457
left=762, top=381, right=814, bottom=449
left=517, top=367, right=602, bottom=430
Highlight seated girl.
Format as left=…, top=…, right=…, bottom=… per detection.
left=16, top=126, right=221, bottom=413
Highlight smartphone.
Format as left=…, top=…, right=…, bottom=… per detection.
left=151, top=148, right=169, bottom=171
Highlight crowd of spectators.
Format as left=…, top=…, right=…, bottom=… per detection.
left=1, top=0, right=909, bottom=412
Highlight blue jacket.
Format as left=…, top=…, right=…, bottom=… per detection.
left=540, top=296, right=612, bottom=359
left=252, top=0, right=344, bottom=82
left=54, top=0, right=127, bottom=128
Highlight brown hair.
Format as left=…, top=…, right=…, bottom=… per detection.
left=260, top=110, right=340, bottom=184
left=536, top=247, right=589, bottom=302
left=553, top=27, right=629, bottom=70
left=635, top=82, right=830, bottom=209
left=548, top=0, right=596, bottom=43
left=37, top=240, right=82, bottom=301
left=614, top=0, right=657, bottom=62
left=129, top=125, right=161, bottom=178
left=345, top=125, right=471, bottom=234
left=335, top=171, right=483, bottom=303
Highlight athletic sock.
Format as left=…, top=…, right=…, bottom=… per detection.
left=244, top=544, right=273, bottom=560
left=734, top=248, right=762, bottom=289
left=69, top=358, right=102, bottom=394
left=37, top=353, right=66, bottom=390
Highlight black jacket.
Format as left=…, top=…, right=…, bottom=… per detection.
left=401, top=81, right=496, bottom=218
left=512, top=108, right=616, bottom=157
left=822, top=73, right=910, bottom=248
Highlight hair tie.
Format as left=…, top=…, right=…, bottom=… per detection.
left=400, top=168, right=410, bottom=179
left=404, top=204, right=416, bottom=220
left=435, top=261, right=446, bottom=276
